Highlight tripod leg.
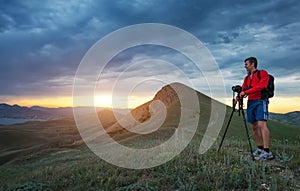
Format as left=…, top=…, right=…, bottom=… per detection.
left=240, top=108, right=255, bottom=161
left=217, top=100, right=237, bottom=152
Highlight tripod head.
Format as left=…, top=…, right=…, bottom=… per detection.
left=231, top=87, right=244, bottom=115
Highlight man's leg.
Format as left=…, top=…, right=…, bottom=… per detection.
left=256, top=120, right=274, bottom=160
left=257, top=120, right=270, bottom=149
left=250, top=122, right=263, bottom=146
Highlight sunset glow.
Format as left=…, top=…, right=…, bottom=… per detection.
left=94, top=95, right=113, bottom=108
left=5, top=96, right=72, bottom=108
left=3, top=94, right=153, bottom=109
left=2, top=95, right=299, bottom=113
left=93, top=94, right=153, bottom=108
left=224, top=96, right=300, bottom=114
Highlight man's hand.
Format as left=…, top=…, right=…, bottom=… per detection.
left=240, top=91, right=247, bottom=98
left=235, top=91, right=247, bottom=102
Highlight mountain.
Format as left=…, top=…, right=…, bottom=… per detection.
left=269, top=111, right=300, bottom=127
left=0, top=104, right=96, bottom=121
left=0, top=104, right=130, bottom=124
left=100, top=84, right=180, bottom=136
left=90, top=82, right=216, bottom=148
left=30, top=106, right=74, bottom=118
left=0, top=103, right=57, bottom=120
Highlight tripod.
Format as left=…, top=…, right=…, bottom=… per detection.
left=217, top=91, right=255, bottom=161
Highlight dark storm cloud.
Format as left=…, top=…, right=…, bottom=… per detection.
left=0, top=0, right=300, bottom=97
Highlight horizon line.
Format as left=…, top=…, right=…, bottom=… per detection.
left=1, top=102, right=299, bottom=115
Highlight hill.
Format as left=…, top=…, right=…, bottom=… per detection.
left=269, top=111, right=300, bottom=127
left=0, top=119, right=80, bottom=165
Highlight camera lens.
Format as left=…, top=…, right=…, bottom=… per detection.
left=232, top=85, right=242, bottom=93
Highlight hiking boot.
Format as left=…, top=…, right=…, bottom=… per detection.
left=252, top=148, right=264, bottom=157
left=255, top=150, right=274, bottom=160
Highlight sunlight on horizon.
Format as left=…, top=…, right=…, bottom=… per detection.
left=3, top=95, right=300, bottom=113
left=94, top=95, right=113, bottom=108
left=94, top=94, right=153, bottom=108
left=6, top=96, right=72, bottom=108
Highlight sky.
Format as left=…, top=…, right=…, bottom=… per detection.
left=0, top=0, right=300, bottom=113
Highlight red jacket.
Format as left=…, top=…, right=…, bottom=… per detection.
left=242, top=69, right=269, bottom=100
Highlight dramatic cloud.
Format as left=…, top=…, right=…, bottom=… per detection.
left=0, top=0, right=299, bottom=101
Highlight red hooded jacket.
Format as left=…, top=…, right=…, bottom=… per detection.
left=242, top=69, right=269, bottom=100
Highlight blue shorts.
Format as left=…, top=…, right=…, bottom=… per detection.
left=246, top=99, right=269, bottom=123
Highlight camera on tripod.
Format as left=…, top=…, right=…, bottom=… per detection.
left=232, top=85, right=251, bottom=93
left=232, top=85, right=242, bottom=93
left=218, top=85, right=255, bottom=160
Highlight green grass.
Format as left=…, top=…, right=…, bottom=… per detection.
left=0, top=136, right=299, bottom=191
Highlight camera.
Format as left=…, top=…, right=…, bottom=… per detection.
left=232, top=85, right=242, bottom=93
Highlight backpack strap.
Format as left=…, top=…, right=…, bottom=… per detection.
left=244, top=70, right=261, bottom=87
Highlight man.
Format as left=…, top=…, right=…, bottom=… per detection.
left=239, top=57, right=274, bottom=160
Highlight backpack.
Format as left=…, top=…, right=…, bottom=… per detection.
left=257, top=70, right=275, bottom=99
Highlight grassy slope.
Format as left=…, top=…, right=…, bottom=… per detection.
left=0, top=119, right=82, bottom=165
left=0, top=91, right=299, bottom=190
left=0, top=138, right=299, bottom=190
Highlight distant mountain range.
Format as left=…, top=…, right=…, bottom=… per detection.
left=269, top=111, right=300, bottom=127
left=0, top=103, right=130, bottom=124
left=0, top=103, right=71, bottom=120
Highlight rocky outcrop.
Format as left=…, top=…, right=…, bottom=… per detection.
left=130, top=83, right=180, bottom=123
left=153, top=84, right=179, bottom=107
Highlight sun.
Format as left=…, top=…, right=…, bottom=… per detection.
left=94, top=95, right=113, bottom=108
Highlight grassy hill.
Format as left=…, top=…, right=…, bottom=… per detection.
left=0, top=119, right=81, bottom=165
left=0, top=83, right=299, bottom=190
left=269, top=111, right=300, bottom=127
left=0, top=131, right=299, bottom=190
